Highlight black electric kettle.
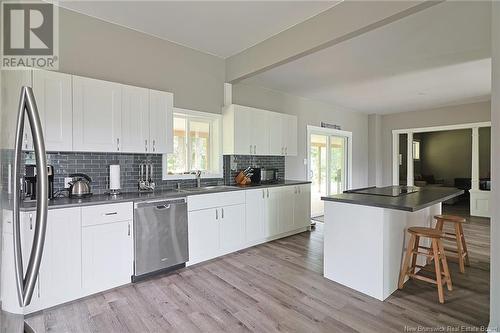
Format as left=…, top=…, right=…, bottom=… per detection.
left=68, top=173, right=92, bottom=198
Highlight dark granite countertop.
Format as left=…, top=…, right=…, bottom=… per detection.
left=321, top=186, right=464, bottom=212
left=20, top=180, right=311, bottom=211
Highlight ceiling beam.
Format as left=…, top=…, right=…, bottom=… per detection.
left=225, top=1, right=443, bottom=83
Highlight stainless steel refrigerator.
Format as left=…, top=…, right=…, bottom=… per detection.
left=0, top=70, right=49, bottom=333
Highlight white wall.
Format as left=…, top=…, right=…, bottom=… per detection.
left=58, top=8, right=225, bottom=114
left=368, top=114, right=383, bottom=186
left=377, top=101, right=491, bottom=186
left=490, top=1, right=500, bottom=330
left=232, top=83, right=369, bottom=188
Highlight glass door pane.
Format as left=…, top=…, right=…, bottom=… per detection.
left=310, top=134, right=327, bottom=217
left=329, top=136, right=346, bottom=195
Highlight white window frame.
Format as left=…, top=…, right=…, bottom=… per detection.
left=306, top=125, right=353, bottom=191
left=162, top=107, right=222, bottom=180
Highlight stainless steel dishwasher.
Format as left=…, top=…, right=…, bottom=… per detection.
left=133, top=197, right=188, bottom=281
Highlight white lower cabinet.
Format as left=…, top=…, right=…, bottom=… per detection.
left=294, top=184, right=311, bottom=229
left=81, top=203, right=133, bottom=295
left=278, top=186, right=295, bottom=233
left=23, top=208, right=81, bottom=314
left=82, top=220, right=133, bottom=295
left=245, top=189, right=265, bottom=243
left=188, top=208, right=220, bottom=264
left=188, top=203, right=245, bottom=265
left=219, top=204, right=245, bottom=253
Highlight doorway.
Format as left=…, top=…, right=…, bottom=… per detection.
left=307, top=126, right=352, bottom=218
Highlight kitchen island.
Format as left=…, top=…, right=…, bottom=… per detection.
left=321, top=186, right=463, bottom=301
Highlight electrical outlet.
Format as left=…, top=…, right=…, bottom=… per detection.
left=64, top=177, right=72, bottom=189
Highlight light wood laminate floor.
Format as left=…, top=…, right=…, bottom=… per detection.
left=27, top=205, right=490, bottom=332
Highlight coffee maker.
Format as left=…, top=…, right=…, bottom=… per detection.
left=24, top=165, right=54, bottom=200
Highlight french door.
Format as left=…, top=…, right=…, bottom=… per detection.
left=307, top=126, right=351, bottom=217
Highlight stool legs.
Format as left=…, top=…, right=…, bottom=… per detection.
left=432, top=239, right=444, bottom=304
left=399, top=232, right=452, bottom=304
left=459, top=223, right=470, bottom=267
left=438, top=240, right=453, bottom=292
left=399, top=234, right=416, bottom=289
left=454, top=223, right=465, bottom=273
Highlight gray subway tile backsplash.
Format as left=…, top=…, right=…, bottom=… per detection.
left=19, top=152, right=285, bottom=195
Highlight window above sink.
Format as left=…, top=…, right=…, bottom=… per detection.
left=162, top=108, right=222, bottom=180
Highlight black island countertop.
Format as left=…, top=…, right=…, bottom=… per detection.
left=321, top=186, right=464, bottom=212
left=19, top=180, right=311, bottom=211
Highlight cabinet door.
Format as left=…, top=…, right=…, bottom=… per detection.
left=121, top=85, right=149, bottom=153
left=284, top=115, right=298, bottom=156
left=149, top=89, right=173, bottom=154
left=279, top=186, right=295, bottom=233
left=188, top=208, right=219, bottom=265
left=268, top=112, right=283, bottom=155
left=263, top=187, right=280, bottom=237
left=36, top=208, right=81, bottom=311
left=73, top=76, right=122, bottom=152
left=219, top=204, right=245, bottom=253
left=233, top=106, right=253, bottom=155
left=32, top=70, right=73, bottom=152
left=1, top=70, right=32, bottom=150
left=20, top=212, right=43, bottom=311
left=251, top=110, right=269, bottom=155
left=82, top=220, right=133, bottom=295
left=294, top=184, right=311, bottom=229
left=245, top=189, right=265, bottom=243
left=22, top=208, right=82, bottom=313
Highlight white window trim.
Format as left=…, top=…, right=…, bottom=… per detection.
left=162, top=107, right=223, bottom=180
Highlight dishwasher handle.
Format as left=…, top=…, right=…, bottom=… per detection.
left=134, top=198, right=186, bottom=209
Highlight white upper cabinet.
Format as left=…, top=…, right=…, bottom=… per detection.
left=121, top=84, right=149, bottom=153
left=223, top=104, right=269, bottom=155
left=73, top=76, right=122, bottom=152
left=268, top=112, right=297, bottom=156
left=149, top=89, right=173, bottom=154
left=223, top=104, right=296, bottom=156
left=32, top=70, right=73, bottom=152
left=1, top=70, right=32, bottom=150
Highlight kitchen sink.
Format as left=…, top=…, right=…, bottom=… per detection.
left=180, top=185, right=239, bottom=193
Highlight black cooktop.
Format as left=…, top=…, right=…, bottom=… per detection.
left=345, top=186, right=420, bottom=197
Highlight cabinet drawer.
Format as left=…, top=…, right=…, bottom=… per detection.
left=187, top=191, right=245, bottom=211
left=82, top=202, right=133, bottom=226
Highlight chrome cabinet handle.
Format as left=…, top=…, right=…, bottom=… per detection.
left=29, top=213, right=33, bottom=230
left=215, top=209, right=219, bottom=220
left=221, top=208, right=224, bottom=219
left=104, top=212, right=117, bottom=216
left=254, top=145, right=257, bottom=154
left=285, top=147, right=288, bottom=155
left=153, top=139, right=156, bottom=152
left=117, top=138, right=120, bottom=151
left=267, top=189, right=269, bottom=198
left=145, top=139, right=148, bottom=152
left=13, top=86, right=48, bottom=307
left=128, top=223, right=131, bottom=236
left=262, top=189, right=265, bottom=199
left=249, top=145, right=252, bottom=154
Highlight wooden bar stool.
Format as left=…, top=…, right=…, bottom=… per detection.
left=434, top=215, right=470, bottom=273
left=398, top=227, right=452, bottom=304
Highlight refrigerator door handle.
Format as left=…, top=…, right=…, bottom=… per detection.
left=12, top=86, right=48, bottom=307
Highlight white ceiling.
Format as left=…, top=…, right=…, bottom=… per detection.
left=241, top=1, right=492, bottom=114
left=57, top=1, right=338, bottom=58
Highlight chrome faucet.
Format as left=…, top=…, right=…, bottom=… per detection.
left=196, top=170, right=202, bottom=188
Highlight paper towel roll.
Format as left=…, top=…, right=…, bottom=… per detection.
left=109, top=165, right=121, bottom=190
